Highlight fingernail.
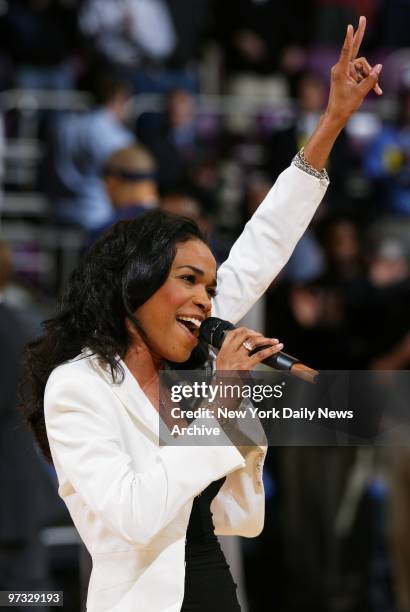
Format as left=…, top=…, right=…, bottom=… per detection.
left=271, top=338, right=279, bottom=343
left=375, top=64, right=382, bottom=74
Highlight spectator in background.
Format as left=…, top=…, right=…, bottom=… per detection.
left=87, top=144, right=158, bottom=245
left=268, top=72, right=329, bottom=174
left=268, top=71, right=350, bottom=208
left=367, top=237, right=408, bottom=289
left=348, top=236, right=410, bottom=368
left=138, top=89, right=221, bottom=201
left=160, top=190, right=236, bottom=267
left=266, top=217, right=365, bottom=369
left=214, top=0, right=313, bottom=102
left=240, top=171, right=272, bottom=221
left=268, top=219, right=409, bottom=370
left=42, top=75, right=134, bottom=231
left=79, top=0, right=176, bottom=93
left=317, top=217, right=365, bottom=286
left=160, top=192, right=206, bottom=231
left=163, top=0, right=212, bottom=92
left=364, top=87, right=410, bottom=216
left=266, top=276, right=349, bottom=369
left=0, top=0, right=78, bottom=90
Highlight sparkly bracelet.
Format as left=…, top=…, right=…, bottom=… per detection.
left=292, top=147, right=329, bottom=182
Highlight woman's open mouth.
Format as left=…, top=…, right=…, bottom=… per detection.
left=176, top=316, right=202, bottom=343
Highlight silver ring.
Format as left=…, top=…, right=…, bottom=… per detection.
left=243, top=340, right=253, bottom=351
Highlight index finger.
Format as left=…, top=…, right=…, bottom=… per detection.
left=351, top=15, right=366, bottom=60
left=338, top=24, right=354, bottom=71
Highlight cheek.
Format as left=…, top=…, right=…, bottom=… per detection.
left=141, top=286, right=187, bottom=329
left=161, top=281, right=191, bottom=310
left=167, top=291, right=186, bottom=309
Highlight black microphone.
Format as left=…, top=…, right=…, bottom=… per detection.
left=200, top=317, right=319, bottom=384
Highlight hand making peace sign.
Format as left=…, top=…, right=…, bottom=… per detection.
left=303, top=16, right=383, bottom=170
left=326, top=16, right=383, bottom=123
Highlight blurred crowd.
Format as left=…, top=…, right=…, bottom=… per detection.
left=0, top=1, right=410, bottom=612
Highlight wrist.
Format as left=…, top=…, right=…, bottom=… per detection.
left=322, top=108, right=349, bottom=131
left=293, top=148, right=330, bottom=180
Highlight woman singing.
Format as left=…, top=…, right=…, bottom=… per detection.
left=23, top=19, right=381, bottom=612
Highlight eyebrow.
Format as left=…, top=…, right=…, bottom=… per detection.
left=176, top=265, right=217, bottom=287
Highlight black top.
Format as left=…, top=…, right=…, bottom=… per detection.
left=182, top=477, right=241, bottom=611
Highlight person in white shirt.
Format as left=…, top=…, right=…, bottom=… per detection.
left=79, top=0, right=176, bottom=68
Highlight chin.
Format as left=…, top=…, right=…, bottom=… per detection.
left=169, top=343, right=209, bottom=370
left=169, top=349, right=193, bottom=363
left=164, top=344, right=196, bottom=366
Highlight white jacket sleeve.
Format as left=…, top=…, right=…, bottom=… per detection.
left=210, top=398, right=268, bottom=537
left=45, top=373, right=245, bottom=547
left=211, top=444, right=267, bottom=537
left=210, top=164, right=328, bottom=534
left=213, top=164, right=329, bottom=324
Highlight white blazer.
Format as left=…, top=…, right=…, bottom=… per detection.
left=44, top=164, right=328, bottom=612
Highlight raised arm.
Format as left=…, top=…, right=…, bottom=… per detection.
left=213, top=16, right=382, bottom=324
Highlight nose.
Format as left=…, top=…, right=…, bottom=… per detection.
left=193, top=286, right=212, bottom=315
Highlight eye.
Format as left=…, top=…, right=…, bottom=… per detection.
left=178, top=274, right=217, bottom=298
left=179, top=274, right=196, bottom=284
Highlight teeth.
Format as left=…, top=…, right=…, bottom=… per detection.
left=177, top=316, right=202, bottom=328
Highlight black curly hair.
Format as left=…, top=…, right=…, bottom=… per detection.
left=22, top=210, right=207, bottom=462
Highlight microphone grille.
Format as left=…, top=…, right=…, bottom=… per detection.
left=199, top=317, right=235, bottom=348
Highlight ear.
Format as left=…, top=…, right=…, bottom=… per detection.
left=125, top=315, right=143, bottom=344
